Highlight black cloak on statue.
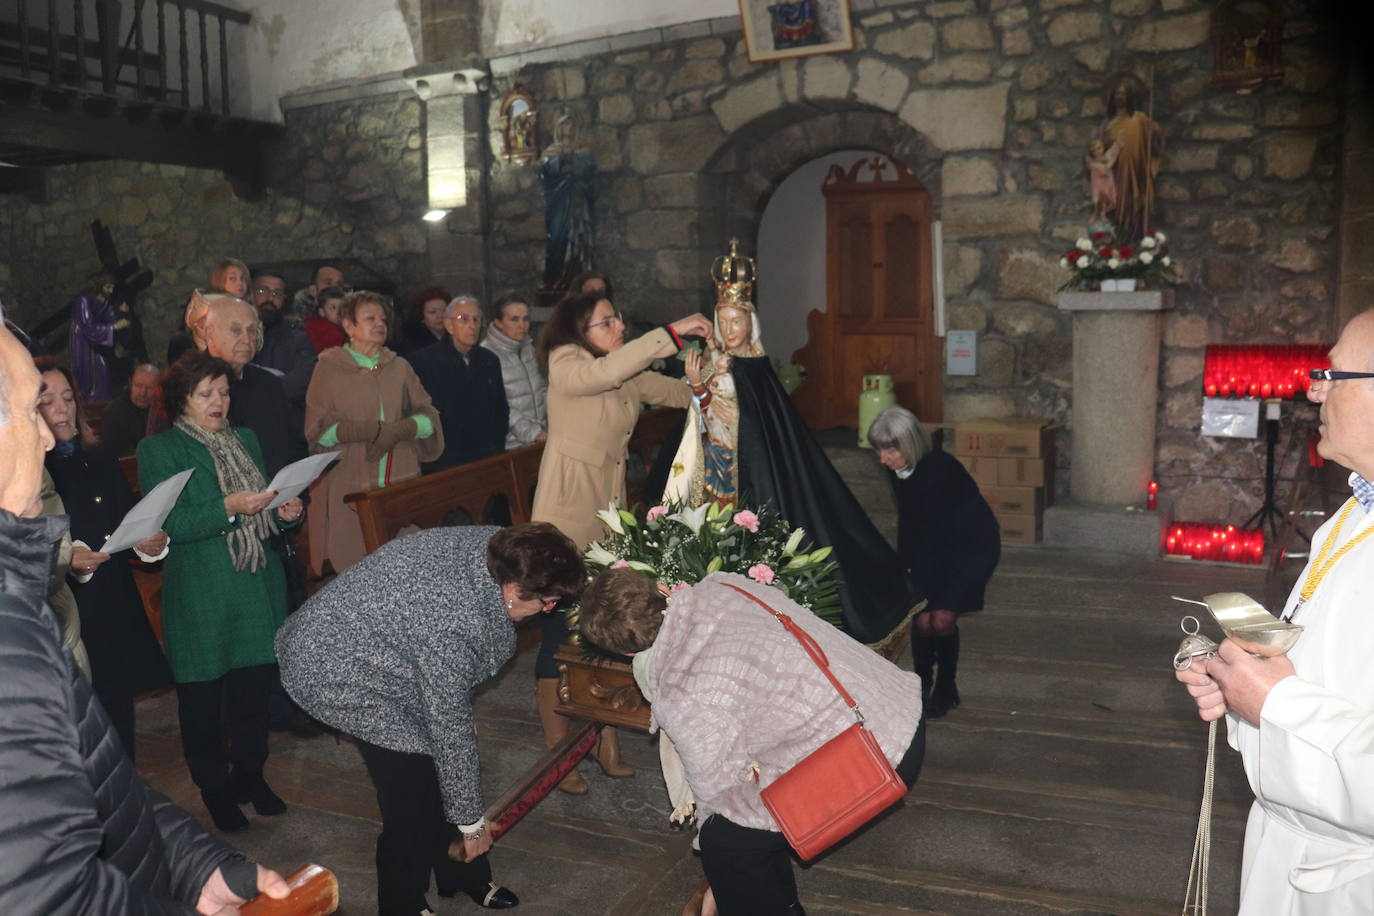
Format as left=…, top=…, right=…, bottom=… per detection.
left=732, top=355, right=920, bottom=643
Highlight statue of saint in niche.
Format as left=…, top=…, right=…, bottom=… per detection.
left=539, top=114, right=597, bottom=290
left=1095, top=73, right=1165, bottom=241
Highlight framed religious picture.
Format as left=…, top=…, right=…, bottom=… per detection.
left=1209, top=0, right=1284, bottom=92
left=739, top=0, right=854, bottom=63
left=499, top=86, right=539, bottom=164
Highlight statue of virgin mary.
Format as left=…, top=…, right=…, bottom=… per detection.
left=664, top=241, right=920, bottom=645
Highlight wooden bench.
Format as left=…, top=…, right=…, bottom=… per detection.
left=342, top=406, right=685, bottom=554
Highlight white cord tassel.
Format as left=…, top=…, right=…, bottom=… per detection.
left=1182, top=719, right=1217, bottom=915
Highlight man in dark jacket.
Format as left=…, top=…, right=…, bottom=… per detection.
left=0, top=315, right=290, bottom=913
left=409, top=295, right=509, bottom=474
left=198, top=294, right=305, bottom=476
left=98, top=362, right=158, bottom=459
left=251, top=271, right=316, bottom=445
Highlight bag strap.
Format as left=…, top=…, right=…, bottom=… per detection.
left=721, top=581, right=865, bottom=725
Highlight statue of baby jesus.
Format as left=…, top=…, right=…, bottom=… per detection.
left=683, top=342, right=741, bottom=508
left=1086, top=137, right=1122, bottom=224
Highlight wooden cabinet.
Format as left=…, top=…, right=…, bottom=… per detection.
left=794, top=158, right=942, bottom=427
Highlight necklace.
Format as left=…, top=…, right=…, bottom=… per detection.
left=1288, top=498, right=1374, bottom=620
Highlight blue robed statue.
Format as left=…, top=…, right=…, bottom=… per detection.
left=539, top=115, right=597, bottom=289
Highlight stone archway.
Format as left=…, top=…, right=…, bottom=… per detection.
left=696, top=102, right=943, bottom=262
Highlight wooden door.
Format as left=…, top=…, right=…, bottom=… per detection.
left=793, top=158, right=942, bottom=427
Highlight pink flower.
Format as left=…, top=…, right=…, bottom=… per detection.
left=732, top=510, right=760, bottom=532
left=612, top=560, right=630, bottom=569
left=646, top=505, right=668, bottom=522
left=748, top=564, right=776, bottom=585
left=670, top=582, right=691, bottom=593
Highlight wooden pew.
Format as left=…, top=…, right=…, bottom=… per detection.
left=342, top=406, right=685, bottom=555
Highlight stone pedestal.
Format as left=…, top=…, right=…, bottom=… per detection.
left=1047, top=290, right=1172, bottom=555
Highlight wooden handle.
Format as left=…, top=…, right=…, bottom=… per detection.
left=240, top=865, right=339, bottom=916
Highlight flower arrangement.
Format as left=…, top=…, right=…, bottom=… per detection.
left=581, top=501, right=842, bottom=626
left=1059, top=229, right=1179, bottom=290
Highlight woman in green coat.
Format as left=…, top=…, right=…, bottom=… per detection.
left=137, top=351, right=304, bottom=834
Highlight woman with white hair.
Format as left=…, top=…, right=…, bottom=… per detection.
left=868, top=405, right=1000, bottom=718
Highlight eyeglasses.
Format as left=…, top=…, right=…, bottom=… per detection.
left=254, top=287, right=286, bottom=300
left=587, top=311, right=623, bottom=331
left=1309, top=369, right=1374, bottom=382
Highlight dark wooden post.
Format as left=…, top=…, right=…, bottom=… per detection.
left=46, top=0, right=60, bottom=84
left=73, top=0, right=87, bottom=88
left=218, top=15, right=228, bottom=114
left=133, top=0, right=145, bottom=97
left=156, top=0, right=167, bottom=100
left=96, top=0, right=120, bottom=94
left=18, top=0, right=31, bottom=79
left=197, top=9, right=208, bottom=109
left=177, top=2, right=188, bottom=107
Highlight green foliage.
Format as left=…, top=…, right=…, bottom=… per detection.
left=583, top=500, right=843, bottom=627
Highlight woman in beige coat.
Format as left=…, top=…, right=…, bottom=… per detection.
left=305, top=291, right=443, bottom=575
left=531, top=291, right=713, bottom=793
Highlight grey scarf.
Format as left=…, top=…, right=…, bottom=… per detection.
left=174, top=416, right=278, bottom=573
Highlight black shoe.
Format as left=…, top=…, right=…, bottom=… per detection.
left=464, top=883, right=519, bottom=909
left=926, top=682, right=960, bottom=719
left=201, top=787, right=249, bottom=833
left=231, top=770, right=288, bottom=816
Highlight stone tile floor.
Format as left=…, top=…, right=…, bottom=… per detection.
left=133, top=544, right=1271, bottom=915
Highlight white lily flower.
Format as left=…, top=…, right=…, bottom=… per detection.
left=669, top=503, right=710, bottom=534
left=783, top=528, right=806, bottom=556
left=1107, top=258, right=1121, bottom=269
left=627, top=560, right=657, bottom=573
left=1076, top=256, right=1089, bottom=269
left=618, top=509, right=638, bottom=530
left=585, top=544, right=618, bottom=566
left=1141, top=236, right=1156, bottom=249
left=1076, top=238, right=1092, bottom=250
left=1139, top=251, right=1154, bottom=264
left=809, top=546, right=833, bottom=563
left=595, top=507, right=625, bottom=535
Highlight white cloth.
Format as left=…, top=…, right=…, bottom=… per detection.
left=1227, top=499, right=1374, bottom=913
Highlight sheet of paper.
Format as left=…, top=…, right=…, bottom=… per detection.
left=265, top=451, right=340, bottom=509
left=101, top=469, right=194, bottom=554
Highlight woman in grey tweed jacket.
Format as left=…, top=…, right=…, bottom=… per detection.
left=275, top=522, right=584, bottom=916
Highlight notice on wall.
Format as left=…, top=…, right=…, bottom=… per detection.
left=1200, top=397, right=1260, bottom=439
left=946, top=330, right=977, bottom=376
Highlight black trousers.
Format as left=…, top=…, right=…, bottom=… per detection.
left=174, top=663, right=274, bottom=790
left=355, top=738, right=493, bottom=916
left=700, top=719, right=927, bottom=916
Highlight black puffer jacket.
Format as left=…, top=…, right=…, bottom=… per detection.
left=0, top=508, right=239, bottom=914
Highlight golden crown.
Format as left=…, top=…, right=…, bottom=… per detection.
left=711, top=238, right=756, bottom=308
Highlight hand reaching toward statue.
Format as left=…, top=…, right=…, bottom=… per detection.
left=670, top=314, right=714, bottom=340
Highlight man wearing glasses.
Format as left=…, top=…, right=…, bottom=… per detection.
left=251, top=271, right=317, bottom=442
left=409, top=295, right=509, bottom=474
left=1177, top=311, right=1374, bottom=913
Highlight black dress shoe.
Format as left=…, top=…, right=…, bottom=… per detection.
left=465, top=883, right=519, bottom=909
left=201, top=787, right=249, bottom=833
left=231, top=770, right=288, bottom=816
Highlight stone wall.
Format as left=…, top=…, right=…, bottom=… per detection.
left=485, top=0, right=1348, bottom=520
left=0, top=90, right=429, bottom=363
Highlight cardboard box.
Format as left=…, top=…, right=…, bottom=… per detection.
left=995, top=511, right=1042, bottom=544
left=981, top=485, right=1044, bottom=516
left=997, top=456, right=1050, bottom=488
left=954, top=417, right=1052, bottom=458
left=958, top=455, right=1001, bottom=487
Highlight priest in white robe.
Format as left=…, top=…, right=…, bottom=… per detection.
left=1177, top=309, right=1374, bottom=913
